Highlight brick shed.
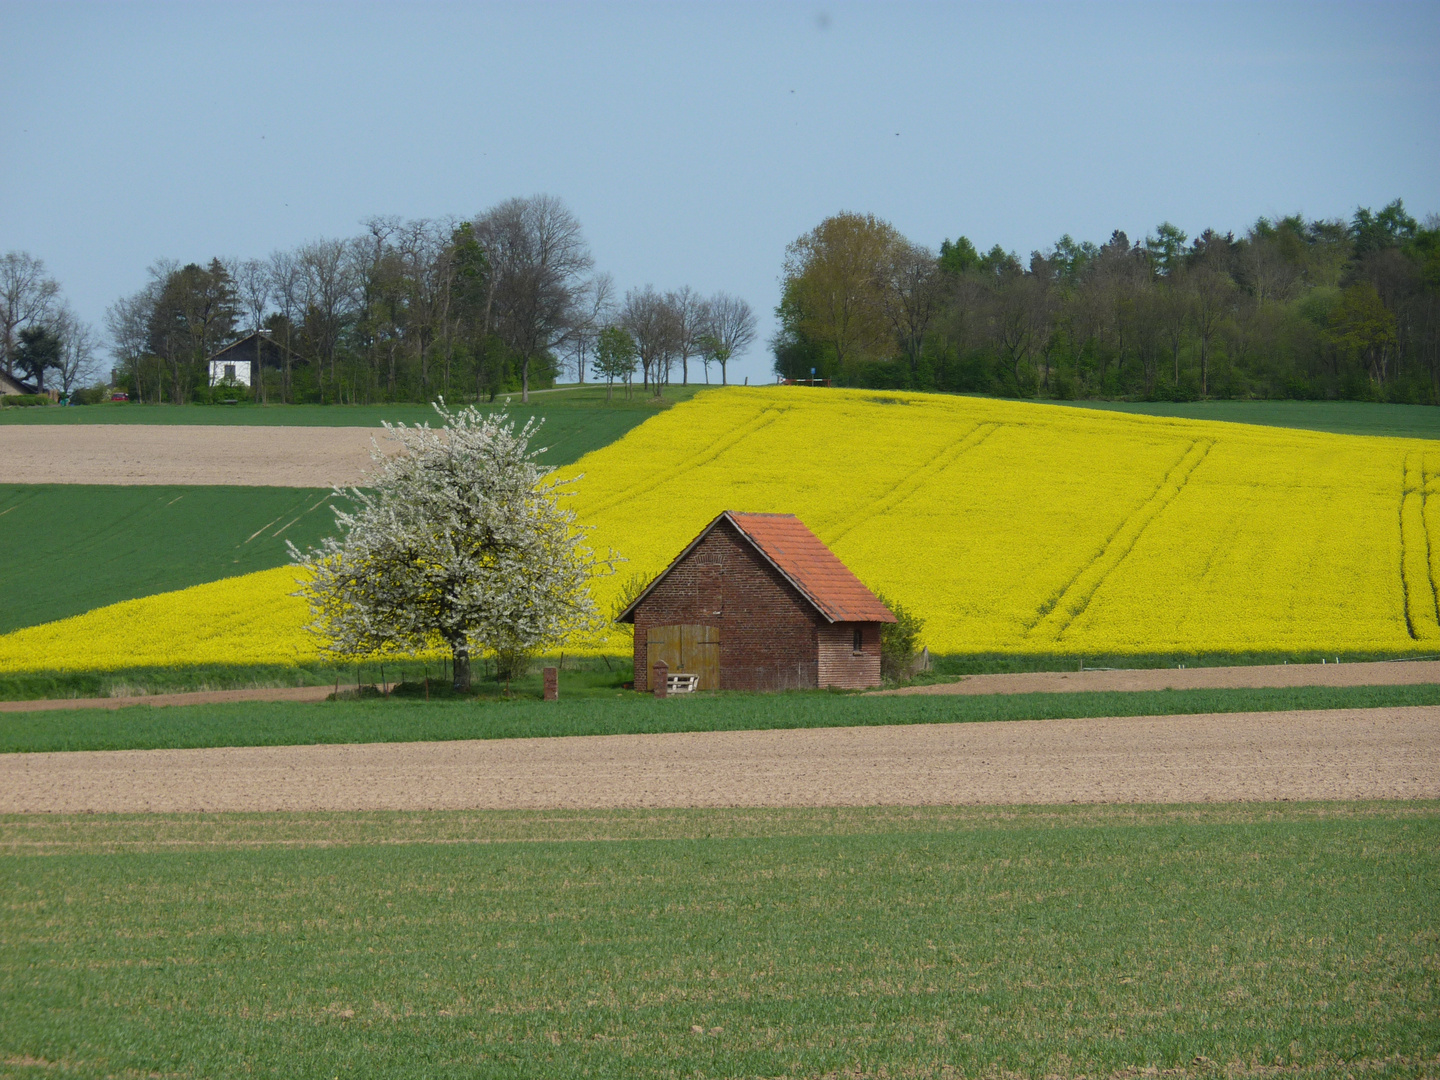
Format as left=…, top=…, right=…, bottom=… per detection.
left=616, top=511, right=896, bottom=692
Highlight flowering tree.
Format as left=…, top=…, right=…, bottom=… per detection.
left=290, top=401, right=611, bottom=690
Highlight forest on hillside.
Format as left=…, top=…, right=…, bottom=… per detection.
left=0, top=195, right=755, bottom=406
left=773, top=200, right=1440, bottom=404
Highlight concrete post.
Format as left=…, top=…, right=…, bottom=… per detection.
left=543, top=666, right=558, bottom=701
left=652, top=659, right=669, bottom=698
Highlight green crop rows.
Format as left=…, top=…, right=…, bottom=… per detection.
left=3, top=683, right=1437, bottom=753
left=1, top=802, right=1434, bottom=1078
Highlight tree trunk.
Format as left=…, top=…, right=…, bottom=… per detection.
left=521, top=355, right=529, bottom=403
left=452, top=642, right=471, bottom=692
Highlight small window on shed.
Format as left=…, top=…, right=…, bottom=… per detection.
left=853, top=627, right=863, bottom=653
left=224, top=363, right=236, bottom=381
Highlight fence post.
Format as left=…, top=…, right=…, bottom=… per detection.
left=543, top=666, right=558, bottom=701
left=653, top=659, right=669, bottom=698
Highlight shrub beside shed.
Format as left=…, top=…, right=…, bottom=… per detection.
left=616, top=511, right=896, bottom=692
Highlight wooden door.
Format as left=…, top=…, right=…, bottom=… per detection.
left=646, top=624, right=720, bottom=690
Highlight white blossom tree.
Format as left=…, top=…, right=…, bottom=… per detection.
left=290, top=401, right=612, bottom=690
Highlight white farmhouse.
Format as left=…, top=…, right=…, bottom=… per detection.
left=206, top=331, right=292, bottom=389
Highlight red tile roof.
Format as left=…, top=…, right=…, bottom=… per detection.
left=726, top=512, right=896, bottom=624
left=615, top=511, right=896, bottom=624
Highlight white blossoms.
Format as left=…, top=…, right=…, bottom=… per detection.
left=290, top=399, right=612, bottom=688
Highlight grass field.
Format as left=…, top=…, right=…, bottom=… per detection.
left=1, top=801, right=1434, bottom=1078
left=3, top=683, right=1436, bottom=754
left=1056, top=399, right=1440, bottom=440
left=0, top=485, right=342, bottom=634
left=0, top=382, right=702, bottom=435
left=0, top=388, right=696, bottom=634
left=4, top=388, right=1430, bottom=438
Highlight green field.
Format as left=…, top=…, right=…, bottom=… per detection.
left=0, top=388, right=702, bottom=634
left=1, top=802, right=1433, bottom=1078
left=0, top=382, right=702, bottom=433
left=3, top=683, right=1436, bottom=754
left=0, top=485, right=342, bottom=634
left=1056, top=398, right=1440, bottom=439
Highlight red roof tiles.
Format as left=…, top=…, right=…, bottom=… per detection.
left=616, top=511, right=896, bottom=625
left=725, top=512, right=896, bottom=623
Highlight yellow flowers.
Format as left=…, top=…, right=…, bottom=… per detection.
left=0, top=566, right=322, bottom=673
left=1, top=386, right=1434, bottom=672
left=559, top=387, right=1435, bottom=656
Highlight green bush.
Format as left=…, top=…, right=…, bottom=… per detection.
left=1, top=394, right=48, bottom=407
left=875, top=591, right=925, bottom=681
left=68, top=383, right=111, bottom=406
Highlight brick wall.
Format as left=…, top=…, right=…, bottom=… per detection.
left=816, top=622, right=883, bottom=689
left=633, top=520, right=820, bottom=692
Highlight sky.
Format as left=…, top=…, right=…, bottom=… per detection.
left=2, top=0, right=1437, bottom=386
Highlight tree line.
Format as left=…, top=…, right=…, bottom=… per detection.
left=0, top=252, right=101, bottom=396
left=89, top=194, right=754, bottom=406
left=773, top=199, right=1440, bottom=404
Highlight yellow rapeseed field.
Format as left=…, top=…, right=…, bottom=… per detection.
left=0, top=566, right=323, bottom=673
left=1, top=386, right=1434, bottom=672
left=555, top=387, right=1435, bottom=656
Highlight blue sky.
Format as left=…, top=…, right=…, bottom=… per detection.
left=2, top=0, right=1436, bottom=384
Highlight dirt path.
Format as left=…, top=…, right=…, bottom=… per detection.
left=2, top=705, right=1434, bottom=813
left=0, top=425, right=388, bottom=486
left=0, top=685, right=334, bottom=714
left=877, top=659, right=1440, bottom=695
left=4, top=659, right=1435, bottom=713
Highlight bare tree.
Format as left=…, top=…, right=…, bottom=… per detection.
left=106, top=277, right=162, bottom=401
left=1, top=251, right=60, bottom=380
left=987, top=269, right=1053, bottom=391
left=666, top=285, right=707, bottom=385
left=1186, top=266, right=1234, bottom=396
left=876, top=241, right=941, bottom=375
left=565, top=272, right=615, bottom=384
left=298, top=238, right=357, bottom=403
left=231, top=258, right=273, bottom=401
left=700, top=292, right=756, bottom=386
left=396, top=218, right=449, bottom=397
left=267, top=249, right=304, bottom=402
left=473, top=194, right=593, bottom=403
left=621, top=285, right=677, bottom=395
left=52, top=304, right=101, bottom=394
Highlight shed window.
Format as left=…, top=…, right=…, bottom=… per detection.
left=853, top=627, right=863, bottom=653
left=223, top=363, right=236, bottom=381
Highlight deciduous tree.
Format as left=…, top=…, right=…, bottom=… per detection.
left=291, top=402, right=612, bottom=691
left=474, top=195, right=593, bottom=403
left=0, top=251, right=59, bottom=381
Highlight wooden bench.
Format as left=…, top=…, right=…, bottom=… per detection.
left=666, top=673, right=699, bottom=694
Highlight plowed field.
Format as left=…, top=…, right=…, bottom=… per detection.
left=3, top=705, right=1434, bottom=813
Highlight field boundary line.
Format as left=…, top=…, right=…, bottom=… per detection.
left=1027, top=438, right=1214, bottom=642
left=1400, top=452, right=1440, bottom=640
left=820, top=423, right=1001, bottom=547
left=582, top=407, right=785, bottom=516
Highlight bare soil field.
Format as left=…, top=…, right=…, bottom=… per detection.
left=881, top=659, right=1440, bottom=695
left=2, top=705, right=1434, bottom=813
left=0, top=425, right=384, bottom=486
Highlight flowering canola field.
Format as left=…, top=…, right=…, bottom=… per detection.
left=557, top=388, right=1437, bottom=656
left=1, top=386, right=1435, bottom=672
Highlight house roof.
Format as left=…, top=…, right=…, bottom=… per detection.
left=616, top=510, right=896, bottom=625
left=205, top=331, right=298, bottom=365
left=0, top=370, right=34, bottom=396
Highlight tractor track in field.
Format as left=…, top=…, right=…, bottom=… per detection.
left=1026, top=438, right=1213, bottom=642
left=0, top=705, right=1434, bottom=813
